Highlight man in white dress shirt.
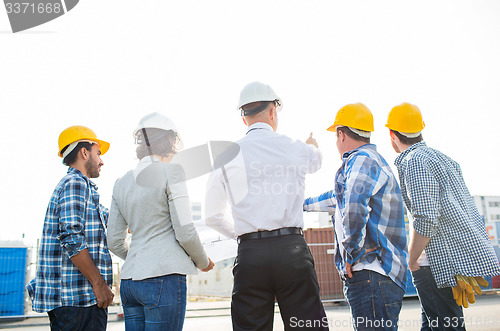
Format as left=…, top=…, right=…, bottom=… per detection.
left=204, top=81, right=328, bottom=330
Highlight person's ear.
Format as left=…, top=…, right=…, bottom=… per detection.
left=80, top=148, right=88, bottom=160
left=337, top=130, right=344, bottom=142
left=269, top=107, right=275, bottom=121
left=389, top=130, right=397, bottom=142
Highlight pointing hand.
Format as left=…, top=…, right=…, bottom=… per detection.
left=306, top=132, right=318, bottom=148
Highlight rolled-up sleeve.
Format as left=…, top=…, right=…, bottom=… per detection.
left=304, top=190, right=336, bottom=212
left=405, top=157, right=440, bottom=238
left=57, top=177, right=88, bottom=258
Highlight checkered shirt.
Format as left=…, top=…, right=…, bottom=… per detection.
left=26, top=168, right=112, bottom=312
left=305, top=144, right=408, bottom=289
left=395, top=142, right=500, bottom=288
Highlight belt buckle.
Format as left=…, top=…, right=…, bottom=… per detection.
left=259, top=230, right=272, bottom=239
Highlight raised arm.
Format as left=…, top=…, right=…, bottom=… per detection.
left=304, top=190, right=336, bottom=213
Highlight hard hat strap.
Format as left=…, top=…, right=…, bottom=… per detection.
left=240, top=99, right=281, bottom=116
left=141, top=128, right=155, bottom=158
left=398, top=131, right=421, bottom=138
left=240, top=101, right=271, bottom=116
left=347, top=127, right=371, bottom=138
left=61, top=140, right=95, bottom=159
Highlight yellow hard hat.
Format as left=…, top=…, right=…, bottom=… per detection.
left=58, top=126, right=110, bottom=157
left=327, top=103, right=374, bottom=132
left=386, top=103, right=425, bottom=133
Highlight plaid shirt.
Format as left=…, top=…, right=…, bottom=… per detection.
left=305, top=144, right=408, bottom=289
left=395, top=142, right=500, bottom=288
left=26, top=168, right=112, bottom=312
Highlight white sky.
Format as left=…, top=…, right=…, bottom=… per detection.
left=1, top=0, right=500, bottom=246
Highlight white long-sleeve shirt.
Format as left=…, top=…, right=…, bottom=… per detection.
left=204, top=122, right=322, bottom=238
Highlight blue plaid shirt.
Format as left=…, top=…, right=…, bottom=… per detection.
left=305, top=144, right=408, bottom=289
left=26, top=168, right=112, bottom=312
left=395, top=142, right=500, bottom=288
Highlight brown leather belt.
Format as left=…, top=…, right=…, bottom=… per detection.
left=238, top=227, right=303, bottom=243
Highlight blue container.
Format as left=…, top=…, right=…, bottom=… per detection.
left=0, top=247, right=27, bottom=316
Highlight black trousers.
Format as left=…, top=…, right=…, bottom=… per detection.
left=232, top=234, right=328, bottom=331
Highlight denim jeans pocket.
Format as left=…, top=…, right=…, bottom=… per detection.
left=344, top=271, right=371, bottom=287
left=379, top=280, right=404, bottom=320
left=50, top=306, right=82, bottom=330
left=411, top=266, right=430, bottom=290
left=411, top=267, right=425, bottom=276
left=177, top=275, right=187, bottom=302
left=120, top=280, right=128, bottom=306
left=135, top=277, right=164, bottom=309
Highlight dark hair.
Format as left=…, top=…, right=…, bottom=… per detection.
left=391, top=130, right=423, bottom=145
left=62, top=142, right=94, bottom=166
left=136, top=128, right=179, bottom=159
left=336, top=126, right=370, bottom=144
left=241, top=101, right=272, bottom=116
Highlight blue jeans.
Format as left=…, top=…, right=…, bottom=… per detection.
left=343, top=270, right=404, bottom=331
left=48, top=305, right=107, bottom=331
left=120, top=274, right=187, bottom=331
left=411, top=267, right=466, bottom=331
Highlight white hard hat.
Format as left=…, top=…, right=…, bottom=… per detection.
left=237, top=81, right=282, bottom=115
left=134, top=112, right=184, bottom=150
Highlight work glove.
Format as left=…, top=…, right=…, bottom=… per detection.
left=452, top=275, right=489, bottom=308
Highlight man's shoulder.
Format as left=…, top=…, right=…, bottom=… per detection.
left=54, top=171, right=89, bottom=196
left=343, top=151, right=380, bottom=176
left=402, top=146, right=454, bottom=176
left=113, top=170, right=134, bottom=187
left=240, top=131, right=310, bottom=150
left=346, top=146, right=381, bottom=164
left=401, top=145, right=433, bottom=163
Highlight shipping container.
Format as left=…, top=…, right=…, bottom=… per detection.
left=0, top=247, right=28, bottom=316
left=303, top=228, right=344, bottom=301
left=304, top=227, right=419, bottom=301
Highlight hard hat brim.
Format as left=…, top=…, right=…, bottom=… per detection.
left=95, top=139, right=110, bottom=155
left=326, top=123, right=340, bottom=132
left=385, top=122, right=425, bottom=133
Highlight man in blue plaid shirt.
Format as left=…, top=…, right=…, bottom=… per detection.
left=27, top=126, right=113, bottom=331
left=386, top=103, right=500, bottom=331
left=304, top=103, right=408, bottom=330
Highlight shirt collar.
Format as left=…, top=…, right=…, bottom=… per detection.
left=394, top=141, right=427, bottom=166
left=67, top=167, right=96, bottom=188
left=342, top=143, right=377, bottom=160
left=133, top=156, right=162, bottom=180
left=246, top=122, right=273, bottom=135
